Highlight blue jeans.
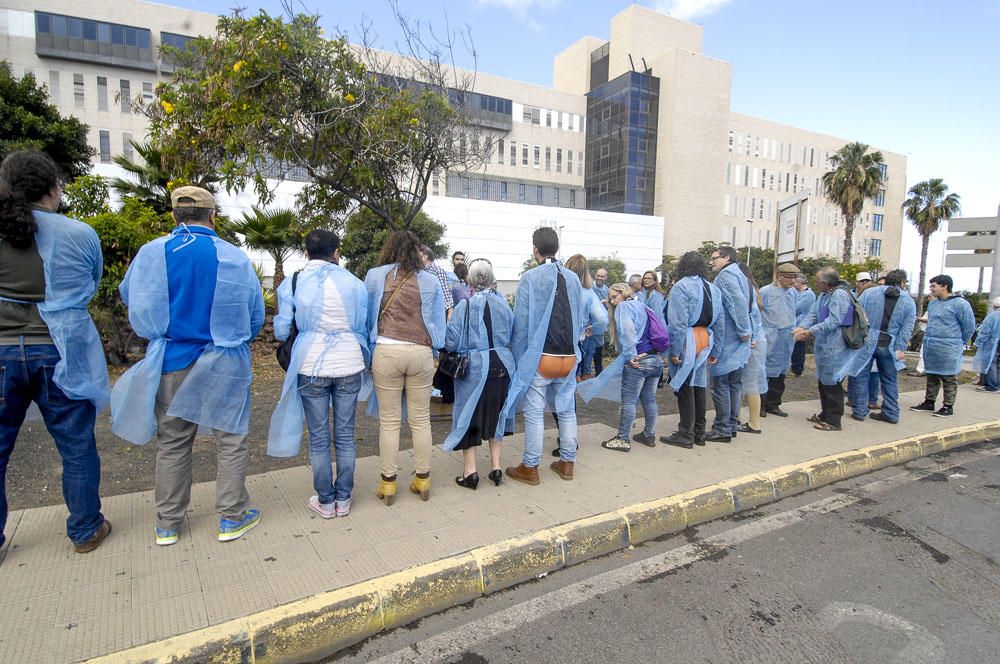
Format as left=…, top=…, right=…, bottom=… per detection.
left=580, top=337, right=598, bottom=375
left=618, top=356, right=661, bottom=438
left=710, top=368, right=744, bottom=436
left=850, top=345, right=899, bottom=421
left=986, top=352, right=1000, bottom=391
left=299, top=372, right=362, bottom=505
left=0, top=343, right=103, bottom=546
left=523, top=372, right=577, bottom=466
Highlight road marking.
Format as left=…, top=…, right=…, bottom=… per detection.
left=366, top=468, right=924, bottom=664
left=819, top=602, right=945, bottom=663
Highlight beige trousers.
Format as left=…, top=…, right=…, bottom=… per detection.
left=372, top=344, right=435, bottom=477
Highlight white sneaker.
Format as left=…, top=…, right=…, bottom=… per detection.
left=335, top=498, right=352, bottom=517
left=308, top=496, right=336, bottom=519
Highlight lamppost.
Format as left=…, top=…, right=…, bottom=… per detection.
left=745, top=218, right=754, bottom=267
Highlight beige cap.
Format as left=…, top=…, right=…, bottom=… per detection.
left=776, top=263, right=800, bottom=275
left=856, top=271, right=873, bottom=282
left=993, top=296, right=1000, bottom=310
left=170, top=186, right=215, bottom=209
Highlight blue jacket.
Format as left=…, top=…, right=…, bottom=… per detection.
left=844, top=286, right=917, bottom=377
left=760, top=283, right=797, bottom=378
left=582, top=289, right=609, bottom=339
left=578, top=298, right=651, bottom=403
left=499, top=260, right=584, bottom=424
left=637, top=288, right=667, bottom=327
left=443, top=290, right=516, bottom=448
left=973, top=310, right=1000, bottom=374
left=795, top=288, right=816, bottom=327
left=364, top=265, right=446, bottom=350
left=667, top=276, right=724, bottom=389
left=800, top=288, right=863, bottom=385
left=743, top=295, right=768, bottom=394
left=709, top=263, right=752, bottom=376
left=267, top=262, right=371, bottom=457
left=924, top=295, right=976, bottom=375
left=112, top=231, right=265, bottom=443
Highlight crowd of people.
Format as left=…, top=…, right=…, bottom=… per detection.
left=0, top=149, right=995, bottom=554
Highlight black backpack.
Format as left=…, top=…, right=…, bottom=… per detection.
left=275, top=271, right=300, bottom=371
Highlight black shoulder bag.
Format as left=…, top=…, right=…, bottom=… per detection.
left=275, top=271, right=300, bottom=371
left=437, top=301, right=471, bottom=379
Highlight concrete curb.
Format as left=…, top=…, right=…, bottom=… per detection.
left=90, top=421, right=1000, bottom=664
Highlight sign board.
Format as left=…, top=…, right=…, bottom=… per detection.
left=775, top=194, right=807, bottom=262
left=948, top=217, right=1000, bottom=233
left=946, top=235, right=996, bottom=251
left=944, top=253, right=995, bottom=268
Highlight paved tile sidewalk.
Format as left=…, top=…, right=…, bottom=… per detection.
left=1, top=387, right=996, bottom=662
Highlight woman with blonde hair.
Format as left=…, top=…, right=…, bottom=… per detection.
left=443, top=259, right=515, bottom=488
left=578, top=282, right=665, bottom=452
left=364, top=231, right=446, bottom=505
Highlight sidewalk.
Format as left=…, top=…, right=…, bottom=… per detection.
left=2, top=388, right=999, bottom=663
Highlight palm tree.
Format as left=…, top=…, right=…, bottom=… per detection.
left=110, top=140, right=218, bottom=214
left=229, top=207, right=301, bottom=288
left=822, top=142, right=885, bottom=263
left=902, top=179, right=961, bottom=313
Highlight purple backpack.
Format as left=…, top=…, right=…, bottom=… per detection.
left=643, top=306, right=671, bottom=353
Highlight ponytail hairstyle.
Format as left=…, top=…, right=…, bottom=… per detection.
left=0, top=151, right=59, bottom=249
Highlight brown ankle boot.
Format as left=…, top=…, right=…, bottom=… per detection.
left=550, top=459, right=574, bottom=481
left=505, top=463, right=540, bottom=486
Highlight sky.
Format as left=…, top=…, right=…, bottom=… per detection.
left=159, top=0, right=1000, bottom=290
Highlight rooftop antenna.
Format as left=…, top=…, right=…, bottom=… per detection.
left=628, top=54, right=636, bottom=72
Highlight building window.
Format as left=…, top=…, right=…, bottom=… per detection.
left=498, top=138, right=504, bottom=164
left=120, top=79, right=131, bottom=113
left=874, top=189, right=885, bottom=207
left=481, top=179, right=490, bottom=199
left=36, top=12, right=154, bottom=71
left=878, top=163, right=888, bottom=181
left=518, top=183, right=525, bottom=204
left=546, top=111, right=552, bottom=127
left=567, top=150, right=573, bottom=175
left=870, top=239, right=882, bottom=256
left=510, top=142, right=516, bottom=166
left=99, top=130, right=111, bottom=162
left=97, top=76, right=108, bottom=111
left=553, top=188, right=560, bottom=206
left=536, top=187, right=543, bottom=204
left=545, top=146, right=551, bottom=171
left=556, top=148, right=562, bottom=173
left=533, top=145, right=540, bottom=168
left=142, top=81, right=154, bottom=104
left=432, top=174, right=439, bottom=196
left=570, top=190, right=576, bottom=207
left=522, top=144, right=528, bottom=166
left=500, top=181, right=507, bottom=201
left=557, top=113, right=563, bottom=130
left=73, top=74, right=84, bottom=108
left=872, top=213, right=884, bottom=232
left=47, top=71, right=60, bottom=104
left=462, top=177, right=470, bottom=198
left=123, top=133, right=134, bottom=161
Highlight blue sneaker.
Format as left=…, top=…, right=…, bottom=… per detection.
left=218, top=509, right=261, bottom=542
left=155, top=527, right=179, bottom=546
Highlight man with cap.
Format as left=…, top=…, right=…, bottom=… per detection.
left=759, top=264, right=799, bottom=417
left=853, top=272, right=874, bottom=295
left=112, top=186, right=265, bottom=545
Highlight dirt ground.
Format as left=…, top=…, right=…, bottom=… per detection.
left=5, top=344, right=961, bottom=511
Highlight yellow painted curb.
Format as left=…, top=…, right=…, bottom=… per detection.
left=92, top=421, right=999, bottom=663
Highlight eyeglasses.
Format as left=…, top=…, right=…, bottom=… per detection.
left=710, top=255, right=722, bottom=262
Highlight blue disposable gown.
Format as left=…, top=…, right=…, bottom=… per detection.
left=800, top=288, right=863, bottom=385
left=759, top=283, right=797, bottom=378
left=843, top=286, right=917, bottom=377
left=923, top=295, right=976, bottom=376
left=582, top=289, right=609, bottom=339
left=364, top=265, right=446, bottom=350
left=28, top=210, right=110, bottom=410
left=267, top=263, right=372, bottom=457
left=709, top=263, right=752, bottom=376
left=498, top=261, right=584, bottom=426
left=111, top=234, right=265, bottom=443
left=442, top=290, right=516, bottom=450
left=667, top=276, right=724, bottom=390
left=578, top=298, right=652, bottom=403
left=637, top=288, right=667, bottom=326
left=973, top=310, right=1000, bottom=374
left=742, top=297, right=768, bottom=394
left=592, top=284, right=609, bottom=342
left=795, top=288, right=816, bottom=327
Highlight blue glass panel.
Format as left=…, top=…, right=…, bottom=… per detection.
left=37, top=13, right=51, bottom=33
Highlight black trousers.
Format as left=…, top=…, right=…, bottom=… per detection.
left=675, top=378, right=707, bottom=440
left=790, top=340, right=806, bottom=375
left=818, top=381, right=844, bottom=428
left=765, top=374, right=786, bottom=410
left=594, top=344, right=604, bottom=375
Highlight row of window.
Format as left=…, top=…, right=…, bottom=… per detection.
left=47, top=70, right=154, bottom=113
left=516, top=104, right=584, bottom=132
left=97, top=129, right=134, bottom=163
left=484, top=138, right=581, bottom=175
left=437, top=173, right=582, bottom=208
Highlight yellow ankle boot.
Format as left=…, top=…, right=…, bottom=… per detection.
left=376, top=476, right=397, bottom=506
left=409, top=473, right=431, bottom=501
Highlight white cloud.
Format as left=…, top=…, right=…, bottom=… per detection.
left=654, top=0, right=736, bottom=21
left=476, top=0, right=562, bottom=33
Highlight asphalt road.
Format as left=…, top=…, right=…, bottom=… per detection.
left=335, top=440, right=1000, bottom=664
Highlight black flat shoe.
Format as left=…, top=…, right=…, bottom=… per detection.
left=488, top=469, right=503, bottom=486
left=456, top=472, right=479, bottom=490
left=736, top=423, right=761, bottom=434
